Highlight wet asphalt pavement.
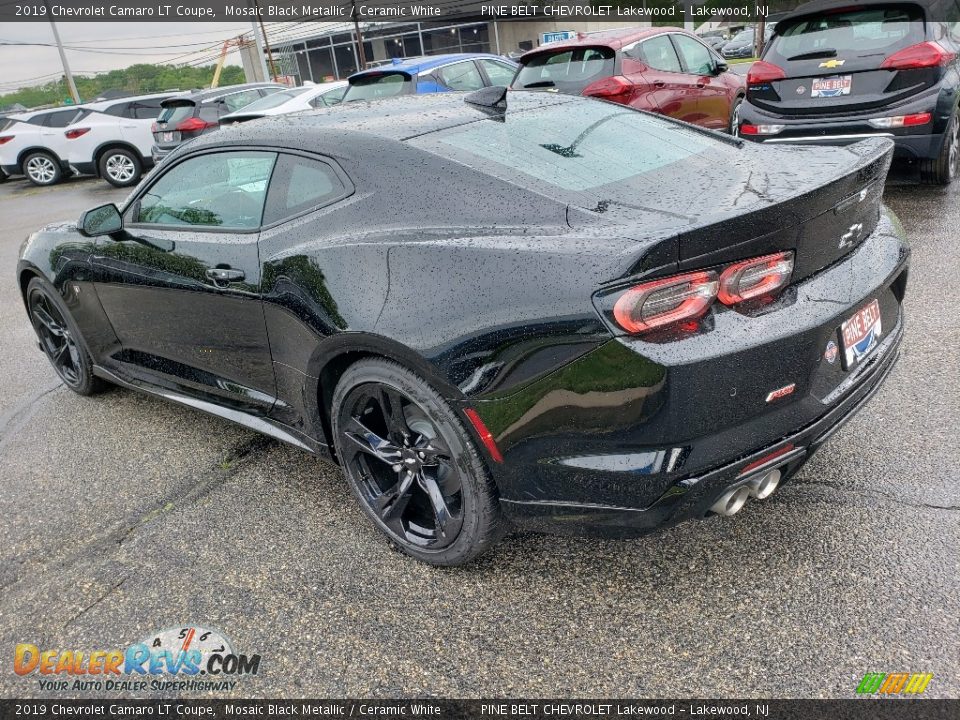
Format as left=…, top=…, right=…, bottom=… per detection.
left=0, top=170, right=957, bottom=700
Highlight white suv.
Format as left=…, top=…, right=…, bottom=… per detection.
left=0, top=106, right=87, bottom=186
left=63, top=92, right=178, bottom=187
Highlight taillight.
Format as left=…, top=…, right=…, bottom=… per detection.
left=868, top=112, right=932, bottom=129
left=64, top=127, right=90, bottom=139
left=746, top=60, right=786, bottom=86
left=612, top=271, right=719, bottom=334
left=718, top=251, right=794, bottom=305
left=0, top=135, right=14, bottom=145
left=740, top=123, right=785, bottom=136
left=582, top=75, right=633, bottom=101
left=881, top=41, right=956, bottom=70
left=151, top=122, right=159, bottom=132
left=175, top=117, right=216, bottom=132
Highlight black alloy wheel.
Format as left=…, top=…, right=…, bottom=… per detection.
left=26, top=278, right=105, bottom=395
left=332, top=359, right=504, bottom=566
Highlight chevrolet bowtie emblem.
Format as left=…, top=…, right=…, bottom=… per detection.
left=819, top=59, right=846, bottom=68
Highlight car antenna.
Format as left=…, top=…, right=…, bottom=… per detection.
left=464, top=86, right=508, bottom=111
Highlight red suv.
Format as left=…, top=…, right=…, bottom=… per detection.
left=513, top=27, right=746, bottom=132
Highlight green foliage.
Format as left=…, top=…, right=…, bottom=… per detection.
left=0, top=64, right=247, bottom=109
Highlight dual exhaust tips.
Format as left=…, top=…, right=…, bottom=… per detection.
left=710, top=468, right=782, bottom=517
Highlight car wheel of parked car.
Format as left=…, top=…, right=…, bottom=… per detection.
left=99, top=148, right=143, bottom=188
left=730, top=97, right=743, bottom=136
left=920, top=111, right=959, bottom=186
left=23, top=152, right=63, bottom=186
left=26, top=277, right=107, bottom=395
left=331, top=358, right=505, bottom=566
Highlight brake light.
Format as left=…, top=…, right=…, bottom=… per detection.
left=582, top=75, right=633, bottom=101
left=0, top=135, right=14, bottom=145
left=881, top=41, right=956, bottom=70
left=740, top=123, right=785, bottom=136
left=613, top=271, right=719, bottom=333
left=175, top=117, right=216, bottom=132
left=718, top=251, right=794, bottom=305
left=746, top=60, right=786, bottom=86
left=64, top=127, right=90, bottom=139
left=868, top=112, right=932, bottom=129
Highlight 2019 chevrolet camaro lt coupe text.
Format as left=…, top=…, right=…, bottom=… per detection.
left=17, top=90, right=909, bottom=566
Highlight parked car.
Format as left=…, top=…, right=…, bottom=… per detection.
left=722, top=29, right=757, bottom=59
left=702, top=35, right=728, bottom=52
left=151, top=83, right=285, bottom=164
left=739, top=1, right=960, bottom=184
left=0, top=106, right=87, bottom=186
left=513, top=27, right=745, bottom=133
left=18, top=90, right=908, bottom=565
left=63, top=92, right=179, bottom=187
left=341, top=54, right=518, bottom=101
left=220, top=81, right=349, bottom=125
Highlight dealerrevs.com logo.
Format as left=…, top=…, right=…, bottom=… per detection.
left=14, top=626, right=261, bottom=693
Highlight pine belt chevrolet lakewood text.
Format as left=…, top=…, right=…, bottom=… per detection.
left=17, top=89, right=909, bottom=566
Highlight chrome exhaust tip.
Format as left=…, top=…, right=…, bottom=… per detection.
left=747, top=468, right=782, bottom=500
left=710, top=485, right=750, bottom=517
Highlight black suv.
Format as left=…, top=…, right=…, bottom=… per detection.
left=739, top=0, right=960, bottom=184
left=151, top=83, right=284, bottom=164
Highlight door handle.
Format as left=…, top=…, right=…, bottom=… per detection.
left=653, top=80, right=666, bottom=87
left=206, top=267, right=245, bottom=284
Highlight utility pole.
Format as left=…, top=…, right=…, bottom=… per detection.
left=351, top=0, right=368, bottom=71
left=42, top=0, right=79, bottom=104
left=247, top=0, right=271, bottom=82
left=251, top=0, right=277, bottom=81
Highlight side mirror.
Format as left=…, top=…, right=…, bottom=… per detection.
left=78, top=203, right=123, bottom=237
left=714, top=60, right=729, bottom=75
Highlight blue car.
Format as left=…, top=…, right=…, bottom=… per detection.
left=342, top=54, right=518, bottom=102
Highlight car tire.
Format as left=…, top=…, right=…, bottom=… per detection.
left=331, top=358, right=505, bottom=566
left=26, top=277, right=108, bottom=396
left=22, top=151, right=63, bottom=186
left=920, top=110, right=959, bottom=186
left=729, top=96, right=744, bottom=136
left=99, top=148, right=143, bottom=187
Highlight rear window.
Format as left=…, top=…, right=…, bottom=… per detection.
left=515, top=47, right=615, bottom=94
left=767, top=5, right=924, bottom=64
left=343, top=73, right=413, bottom=102
left=235, top=87, right=309, bottom=113
left=157, top=102, right=196, bottom=124
left=413, top=99, right=712, bottom=199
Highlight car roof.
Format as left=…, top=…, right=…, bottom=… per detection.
left=85, top=91, right=182, bottom=111
left=160, top=83, right=285, bottom=105
left=520, top=25, right=680, bottom=57
left=780, top=0, right=933, bottom=23
left=181, top=91, right=571, bottom=159
left=349, top=53, right=514, bottom=79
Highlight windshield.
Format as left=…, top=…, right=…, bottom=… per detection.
left=767, top=5, right=923, bottom=62
left=233, top=87, right=309, bottom=113
left=515, top=47, right=615, bottom=94
left=157, top=102, right=196, bottom=124
left=342, top=73, right=413, bottom=102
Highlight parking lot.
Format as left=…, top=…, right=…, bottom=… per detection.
left=0, top=171, right=957, bottom=698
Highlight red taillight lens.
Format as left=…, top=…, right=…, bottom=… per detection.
left=151, top=122, right=159, bottom=132
left=582, top=75, right=633, bottom=101
left=0, top=135, right=14, bottom=145
left=613, top=271, right=719, bottom=334
left=718, top=251, right=794, bottom=305
left=746, top=60, right=786, bottom=86
left=64, top=127, right=90, bottom=139
left=175, top=117, right=216, bottom=132
left=881, top=41, right=956, bottom=70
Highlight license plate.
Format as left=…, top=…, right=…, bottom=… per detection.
left=841, top=299, right=882, bottom=367
left=812, top=75, right=851, bottom=98
left=161, top=131, right=175, bottom=142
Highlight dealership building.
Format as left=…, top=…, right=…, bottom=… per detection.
left=269, top=20, right=647, bottom=83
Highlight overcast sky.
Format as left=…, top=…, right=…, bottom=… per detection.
left=0, top=22, right=261, bottom=95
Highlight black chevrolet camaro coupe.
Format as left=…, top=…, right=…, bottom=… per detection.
left=17, top=90, right=909, bottom=565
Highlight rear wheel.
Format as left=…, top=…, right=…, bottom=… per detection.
left=26, top=277, right=107, bottom=395
left=920, top=110, right=959, bottom=185
left=99, top=148, right=142, bottom=187
left=331, top=358, right=504, bottom=566
left=729, top=96, right=743, bottom=136
left=23, top=151, right=63, bottom=186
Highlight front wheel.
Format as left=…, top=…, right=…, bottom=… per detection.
left=920, top=111, right=959, bottom=185
left=99, top=148, right=143, bottom=187
left=23, top=151, right=63, bottom=186
left=331, top=358, right=505, bottom=566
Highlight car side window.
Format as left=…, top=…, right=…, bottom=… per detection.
left=478, top=59, right=517, bottom=86
left=637, top=35, right=683, bottom=73
left=436, top=61, right=485, bottom=91
left=310, top=87, right=346, bottom=107
left=135, top=151, right=277, bottom=230
left=131, top=99, right=166, bottom=119
left=104, top=103, right=129, bottom=117
left=45, top=110, right=82, bottom=128
left=223, top=90, right=261, bottom=113
left=672, top=35, right=715, bottom=75
left=262, top=154, right=346, bottom=225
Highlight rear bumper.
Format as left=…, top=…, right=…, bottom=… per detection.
left=151, top=144, right=176, bottom=164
